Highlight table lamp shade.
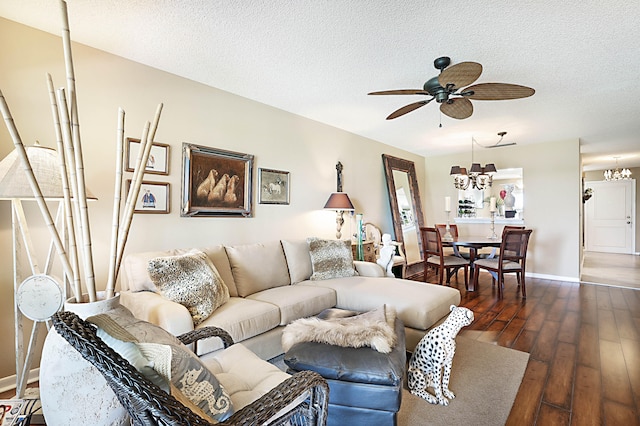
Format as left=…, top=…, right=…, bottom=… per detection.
left=0, top=144, right=96, bottom=200
left=323, top=192, right=354, bottom=210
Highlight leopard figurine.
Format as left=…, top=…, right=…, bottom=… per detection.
left=407, top=305, right=474, bottom=406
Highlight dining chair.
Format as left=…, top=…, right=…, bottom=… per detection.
left=434, top=224, right=471, bottom=259
left=421, top=227, right=469, bottom=289
left=472, top=228, right=533, bottom=297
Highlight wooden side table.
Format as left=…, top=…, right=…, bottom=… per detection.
left=352, top=240, right=376, bottom=263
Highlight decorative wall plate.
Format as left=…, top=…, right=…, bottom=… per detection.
left=16, top=274, right=64, bottom=321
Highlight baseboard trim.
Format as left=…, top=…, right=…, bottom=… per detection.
left=0, top=368, right=39, bottom=395
left=526, top=272, right=580, bottom=283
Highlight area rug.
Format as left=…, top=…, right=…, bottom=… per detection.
left=270, top=336, right=529, bottom=425
left=398, top=337, right=529, bottom=425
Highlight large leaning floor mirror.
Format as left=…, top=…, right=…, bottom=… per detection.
left=382, top=154, right=425, bottom=278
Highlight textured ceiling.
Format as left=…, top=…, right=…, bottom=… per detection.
left=1, top=0, right=639, bottom=171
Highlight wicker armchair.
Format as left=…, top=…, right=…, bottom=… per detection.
left=51, top=311, right=329, bottom=426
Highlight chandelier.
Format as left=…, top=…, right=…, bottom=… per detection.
left=450, top=137, right=496, bottom=190
left=603, top=157, right=632, bottom=181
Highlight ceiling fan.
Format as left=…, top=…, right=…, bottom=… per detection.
left=368, top=56, right=535, bottom=120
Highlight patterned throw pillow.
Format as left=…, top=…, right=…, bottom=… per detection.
left=89, top=311, right=234, bottom=423
left=307, top=237, right=357, bottom=281
left=148, top=250, right=229, bottom=325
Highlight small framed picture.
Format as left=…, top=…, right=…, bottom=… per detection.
left=125, top=138, right=169, bottom=175
left=259, top=168, right=290, bottom=205
left=181, top=143, right=254, bottom=217
left=126, top=180, right=170, bottom=214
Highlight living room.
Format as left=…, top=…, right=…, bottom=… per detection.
left=1, top=2, right=639, bottom=425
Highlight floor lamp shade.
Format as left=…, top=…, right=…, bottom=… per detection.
left=0, top=144, right=96, bottom=200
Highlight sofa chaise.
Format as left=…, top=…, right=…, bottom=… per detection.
left=120, top=239, right=461, bottom=362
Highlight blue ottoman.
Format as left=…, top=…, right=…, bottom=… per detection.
left=284, top=312, right=406, bottom=426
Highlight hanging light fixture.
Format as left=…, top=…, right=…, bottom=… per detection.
left=603, top=156, right=632, bottom=181
left=450, top=137, right=497, bottom=190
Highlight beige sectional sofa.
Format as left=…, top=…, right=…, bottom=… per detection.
left=120, top=239, right=461, bottom=361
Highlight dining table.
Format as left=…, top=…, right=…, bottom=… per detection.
left=444, top=235, right=502, bottom=291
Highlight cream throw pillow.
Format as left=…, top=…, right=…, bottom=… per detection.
left=307, top=238, right=357, bottom=281
left=148, top=250, right=229, bottom=325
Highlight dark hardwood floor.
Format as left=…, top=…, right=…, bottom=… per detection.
left=414, top=270, right=640, bottom=425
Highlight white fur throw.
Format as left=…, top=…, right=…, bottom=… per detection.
left=282, top=306, right=397, bottom=353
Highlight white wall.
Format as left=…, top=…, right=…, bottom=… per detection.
left=0, top=19, right=425, bottom=379
left=423, top=138, right=582, bottom=281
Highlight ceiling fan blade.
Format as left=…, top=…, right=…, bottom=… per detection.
left=368, top=89, right=430, bottom=96
left=440, top=98, right=473, bottom=119
left=386, top=99, right=432, bottom=120
left=438, top=62, right=482, bottom=89
left=465, top=83, right=535, bottom=100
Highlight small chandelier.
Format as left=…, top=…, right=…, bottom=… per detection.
left=450, top=137, right=497, bottom=190
left=603, top=157, right=632, bottom=181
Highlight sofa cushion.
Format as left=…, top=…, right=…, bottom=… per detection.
left=200, top=246, right=238, bottom=297
left=225, top=242, right=291, bottom=297
left=147, top=250, right=230, bottom=325
left=89, top=310, right=234, bottom=422
left=195, top=297, right=281, bottom=356
left=201, top=343, right=290, bottom=411
left=281, top=239, right=313, bottom=284
left=247, top=285, right=336, bottom=325
left=122, top=245, right=237, bottom=296
left=307, top=238, right=357, bottom=281
left=123, top=248, right=185, bottom=292
left=299, top=277, right=461, bottom=331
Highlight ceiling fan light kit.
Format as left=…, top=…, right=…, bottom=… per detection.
left=369, top=56, right=535, bottom=121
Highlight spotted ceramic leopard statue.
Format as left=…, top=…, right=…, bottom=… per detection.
left=407, top=305, right=474, bottom=406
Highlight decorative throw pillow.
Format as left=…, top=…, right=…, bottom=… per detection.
left=89, top=311, right=234, bottom=422
left=307, top=237, right=357, bottom=281
left=147, top=250, right=229, bottom=325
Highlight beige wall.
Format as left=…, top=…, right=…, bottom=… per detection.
left=424, top=138, right=582, bottom=281
left=0, top=19, right=424, bottom=381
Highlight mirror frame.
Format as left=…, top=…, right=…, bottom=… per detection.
left=382, top=154, right=425, bottom=275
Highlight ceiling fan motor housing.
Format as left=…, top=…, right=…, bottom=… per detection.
left=424, top=76, right=448, bottom=103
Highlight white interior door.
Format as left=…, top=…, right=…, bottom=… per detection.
left=585, top=180, right=635, bottom=253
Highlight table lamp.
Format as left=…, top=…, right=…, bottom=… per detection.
left=323, top=192, right=354, bottom=239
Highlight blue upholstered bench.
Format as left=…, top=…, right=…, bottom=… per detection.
left=284, top=314, right=406, bottom=426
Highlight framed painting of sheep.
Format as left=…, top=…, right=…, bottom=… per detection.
left=259, top=168, right=290, bottom=205
left=181, top=143, right=254, bottom=217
